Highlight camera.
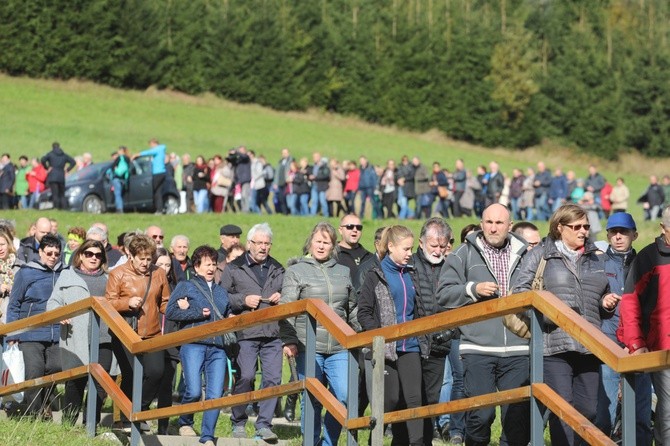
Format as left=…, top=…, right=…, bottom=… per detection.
left=432, top=329, right=455, bottom=345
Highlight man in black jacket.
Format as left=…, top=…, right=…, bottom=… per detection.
left=0, top=154, right=16, bottom=210
left=220, top=223, right=284, bottom=441
left=41, top=142, right=76, bottom=210
left=336, top=214, right=373, bottom=291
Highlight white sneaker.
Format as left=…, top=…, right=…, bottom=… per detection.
left=179, top=425, right=198, bottom=436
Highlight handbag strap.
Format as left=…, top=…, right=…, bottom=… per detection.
left=139, top=269, right=153, bottom=309
left=191, top=278, right=224, bottom=321
left=532, top=257, right=547, bottom=291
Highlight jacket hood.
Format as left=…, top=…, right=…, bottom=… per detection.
left=25, top=259, right=63, bottom=272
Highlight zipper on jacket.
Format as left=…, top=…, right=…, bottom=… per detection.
left=399, top=268, right=408, bottom=351
left=319, top=263, right=334, bottom=353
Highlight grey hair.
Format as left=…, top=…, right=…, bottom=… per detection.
left=247, top=223, right=273, bottom=242
left=86, top=226, right=107, bottom=241
left=170, top=234, right=189, bottom=248
left=419, top=217, right=452, bottom=242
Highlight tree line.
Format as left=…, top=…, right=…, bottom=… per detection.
left=1, top=0, right=669, bottom=160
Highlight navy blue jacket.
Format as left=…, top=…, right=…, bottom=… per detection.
left=0, top=163, right=15, bottom=193
left=41, top=146, right=76, bottom=184
left=6, top=260, right=64, bottom=342
left=166, top=275, right=231, bottom=347
left=359, top=165, right=377, bottom=190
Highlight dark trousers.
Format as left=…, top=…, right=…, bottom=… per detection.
left=461, top=354, right=530, bottom=446
left=544, top=352, right=600, bottom=446
left=62, top=343, right=113, bottom=425
left=112, top=337, right=164, bottom=411
left=230, top=338, right=282, bottom=429
left=157, top=353, right=179, bottom=433
left=382, top=192, right=396, bottom=218
left=0, top=192, right=12, bottom=210
left=276, top=185, right=288, bottom=214
left=384, top=352, right=424, bottom=446
left=422, top=355, right=447, bottom=442
left=452, top=191, right=464, bottom=217
left=49, top=181, right=66, bottom=209
left=20, top=341, right=62, bottom=415
left=152, top=173, right=166, bottom=212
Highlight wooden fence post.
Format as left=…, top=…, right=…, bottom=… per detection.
left=346, top=349, right=359, bottom=446
left=304, top=314, right=317, bottom=446
left=86, top=309, right=100, bottom=437
left=530, top=308, right=543, bottom=445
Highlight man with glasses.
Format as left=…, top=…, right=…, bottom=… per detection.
left=220, top=223, right=284, bottom=441
left=336, top=214, right=373, bottom=291
left=146, top=225, right=164, bottom=247
left=6, top=234, right=64, bottom=417
left=438, top=204, right=530, bottom=446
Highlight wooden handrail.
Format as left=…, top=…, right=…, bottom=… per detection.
left=304, top=377, right=348, bottom=426
left=0, top=365, right=88, bottom=397
left=89, top=363, right=132, bottom=418
left=533, top=383, right=616, bottom=446
left=0, top=297, right=94, bottom=337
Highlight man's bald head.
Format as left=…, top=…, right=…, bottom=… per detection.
left=35, top=217, right=52, bottom=243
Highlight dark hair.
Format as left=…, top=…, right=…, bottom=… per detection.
left=117, top=231, right=127, bottom=247
left=19, top=155, right=27, bottom=162
left=373, top=226, right=385, bottom=243
left=460, top=223, right=481, bottom=243
left=154, top=247, right=177, bottom=286
left=73, top=240, right=107, bottom=270
left=511, top=221, right=539, bottom=234
left=191, top=245, right=218, bottom=268
left=39, top=234, right=62, bottom=252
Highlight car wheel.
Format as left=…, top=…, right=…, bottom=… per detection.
left=82, top=195, right=105, bottom=214
left=163, top=195, right=179, bottom=215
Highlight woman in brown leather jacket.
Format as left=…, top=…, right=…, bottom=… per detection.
left=105, top=233, right=170, bottom=425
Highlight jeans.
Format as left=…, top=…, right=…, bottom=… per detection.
left=297, top=350, right=349, bottom=446
left=19, top=194, right=28, bottom=210
left=345, top=191, right=357, bottom=214
left=194, top=189, right=209, bottom=213
left=596, top=364, right=653, bottom=445
left=250, top=188, right=260, bottom=213
left=438, top=338, right=465, bottom=437
left=310, top=186, right=329, bottom=217
left=534, top=192, right=550, bottom=221
left=358, top=187, right=374, bottom=218
left=286, top=193, right=298, bottom=215
left=397, top=188, right=410, bottom=219
left=179, top=343, right=226, bottom=443
left=299, top=193, right=310, bottom=215
left=509, top=197, right=522, bottom=221
left=653, top=368, right=670, bottom=444
left=111, top=178, right=124, bottom=212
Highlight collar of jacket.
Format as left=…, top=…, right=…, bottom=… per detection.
left=465, top=230, right=527, bottom=257
left=542, top=236, right=599, bottom=259
left=230, top=252, right=282, bottom=270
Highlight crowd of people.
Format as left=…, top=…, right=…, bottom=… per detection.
left=3, top=142, right=670, bottom=222
left=0, top=203, right=667, bottom=445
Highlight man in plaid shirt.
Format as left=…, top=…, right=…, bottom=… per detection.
left=437, top=203, right=530, bottom=446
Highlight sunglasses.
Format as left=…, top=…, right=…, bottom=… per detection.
left=151, top=234, right=165, bottom=240
left=83, top=250, right=104, bottom=260
left=43, top=251, right=61, bottom=258
left=563, top=223, right=591, bottom=231
left=341, top=224, right=363, bottom=231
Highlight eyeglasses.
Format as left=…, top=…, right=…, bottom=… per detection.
left=83, top=251, right=104, bottom=260
left=43, top=251, right=61, bottom=257
left=151, top=234, right=164, bottom=240
left=341, top=224, right=363, bottom=231
left=563, top=223, right=591, bottom=232
left=249, top=240, right=272, bottom=247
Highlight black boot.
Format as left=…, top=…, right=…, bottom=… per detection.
left=284, top=393, right=298, bottom=422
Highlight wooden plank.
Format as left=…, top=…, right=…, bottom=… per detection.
left=0, top=365, right=88, bottom=396
left=348, top=292, right=534, bottom=349
left=531, top=291, right=626, bottom=370
left=305, top=299, right=356, bottom=349
left=91, top=297, right=142, bottom=351
left=618, top=350, right=670, bottom=373
left=533, top=383, right=616, bottom=446
left=132, top=380, right=305, bottom=421
left=304, top=377, right=348, bottom=426
left=89, top=363, right=131, bottom=417
left=0, top=298, right=93, bottom=337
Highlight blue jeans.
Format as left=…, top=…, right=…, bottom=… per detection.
left=111, top=178, right=124, bottom=212
left=534, top=192, right=550, bottom=221
left=179, top=343, right=226, bottom=442
left=299, top=193, right=310, bottom=215
left=397, top=188, right=410, bottom=219
left=509, top=197, right=522, bottom=221
left=250, top=188, right=260, bottom=213
left=286, top=193, right=298, bottom=215
left=596, top=364, right=653, bottom=445
left=297, top=351, right=349, bottom=446
left=194, top=189, right=209, bottom=213
left=358, top=187, right=374, bottom=218
left=309, top=186, right=329, bottom=217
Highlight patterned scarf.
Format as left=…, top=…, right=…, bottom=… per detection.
left=0, top=253, right=15, bottom=292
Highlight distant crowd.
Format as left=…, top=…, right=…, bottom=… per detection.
left=2, top=142, right=669, bottom=222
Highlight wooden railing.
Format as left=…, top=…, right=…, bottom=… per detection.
left=0, top=290, right=665, bottom=445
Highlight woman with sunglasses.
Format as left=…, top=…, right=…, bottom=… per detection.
left=513, top=203, right=619, bottom=446
left=47, top=240, right=112, bottom=425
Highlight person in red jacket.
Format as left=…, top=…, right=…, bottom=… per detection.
left=26, top=158, right=47, bottom=209
left=618, top=205, right=670, bottom=444
left=343, top=160, right=360, bottom=215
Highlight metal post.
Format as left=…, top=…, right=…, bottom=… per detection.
left=130, top=354, right=144, bottom=446
left=620, top=373, right=636, bottom=445
left=346, top=349, right=359, bottom=446
left=304, top=314, right=317, bottom=446
left=86, top=309, right=100, bottom=437
left=370, top=336, right=385, bottom=446
left=529, top=309, right=544, bottom=445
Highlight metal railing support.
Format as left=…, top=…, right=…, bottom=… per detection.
left=530, top=309, right=544, bottom=445
left=346, top=348, right=359, bottom=446
left=130, top=355, right=144, bottom=446
left=86, top=309, right=100, bottom=437
left=621, top=373, right=636, bottom=445
left=304, top=314, right=317, bottom=446
left=370, top=336, right=386, bottom=446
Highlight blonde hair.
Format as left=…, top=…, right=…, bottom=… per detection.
left=379, top=225, right=414, bottom=259
left=303, top=222, right=337, bottom=259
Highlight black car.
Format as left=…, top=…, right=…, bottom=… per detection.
left=38, top=157, right=180, bottom=214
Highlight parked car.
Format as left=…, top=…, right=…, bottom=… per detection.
left=37, top=157, right=180, bottom=214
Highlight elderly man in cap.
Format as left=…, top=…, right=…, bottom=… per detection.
left=218, top=224, right=242, bottom=263
left=594, top=213, right=652, bottom=444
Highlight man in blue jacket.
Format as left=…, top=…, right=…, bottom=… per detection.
left=6, top=234, right=64, bottom=417
left=135, top=138, right=167, bottom=214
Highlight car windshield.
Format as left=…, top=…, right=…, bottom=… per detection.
left=67, top=162, right=112, bottom=183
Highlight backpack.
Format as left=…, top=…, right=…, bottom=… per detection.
left=114, top=156, right=129, bottom=179
left=263, top=164, right=274, bottom=182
